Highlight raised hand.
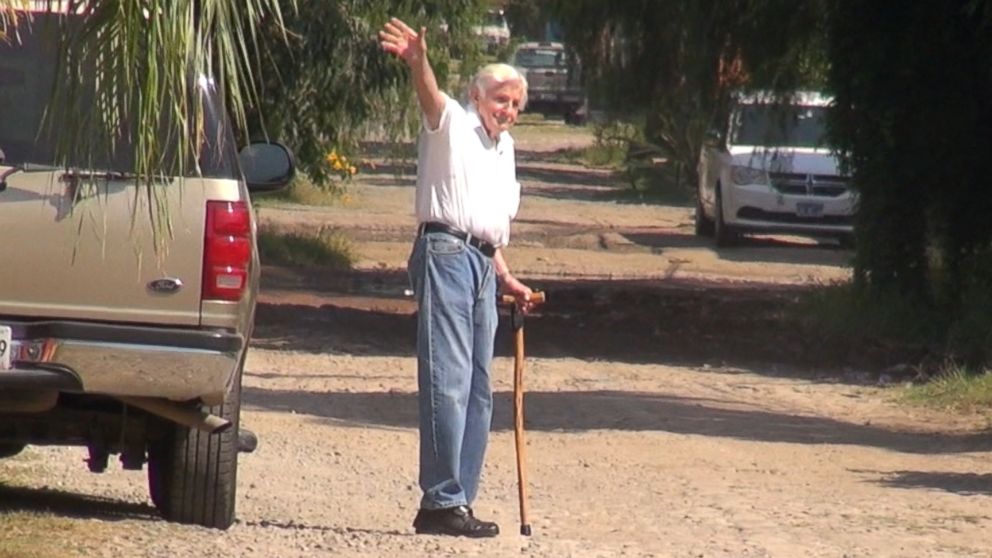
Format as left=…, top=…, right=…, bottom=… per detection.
left=379, top=17, right=427, bottom=66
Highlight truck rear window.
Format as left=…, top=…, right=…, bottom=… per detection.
left=514, top=49, right=565, bottom=69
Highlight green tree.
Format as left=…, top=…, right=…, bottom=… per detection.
left=247, top=0, right=486, bottom=188
left=546, top=0, right=828, bottom=190
left=826, top=0, right=992, bottom=309
left=0, top=0, right=290, bottom=250
left=1, top=0, right=288, bottom=185
left=0, top=1, right=486, bottom=205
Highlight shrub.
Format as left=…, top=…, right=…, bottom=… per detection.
left=257, top=226, right=355, bottom=269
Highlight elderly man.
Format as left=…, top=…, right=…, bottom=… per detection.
left=379, top=18, right=535, bottom=538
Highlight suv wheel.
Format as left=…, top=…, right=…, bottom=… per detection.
left=694, top=188, right=714, bottom=237
left=147, top=370, right=242, bottom=529
left=714, top=184, right=739, bottom=247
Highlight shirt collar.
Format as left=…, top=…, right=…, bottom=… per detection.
left=467, top=104, right=512, bottom=152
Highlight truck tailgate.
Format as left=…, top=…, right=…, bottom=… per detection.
left=0, top=171, right=208, bottom=326
left=527, top=66, right=568, bottom=90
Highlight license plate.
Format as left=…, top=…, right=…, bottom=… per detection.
left=0, top=325, right=11, bottom=370
left=796, top=202, right=824, bottom=217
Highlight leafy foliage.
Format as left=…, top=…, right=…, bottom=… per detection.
left=0, top=0, right=289, bottom=253
left=257, top=226, right=355, bottom=269
left=544, top=0, right=828, bottom=191
left=826, top=0, right=992, bottom=310
left=247, top=0, right=486, bottom=189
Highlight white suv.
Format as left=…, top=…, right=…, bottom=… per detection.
left=696, top=91, right=856, bottom=246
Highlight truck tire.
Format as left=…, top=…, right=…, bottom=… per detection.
left=147, top=371, right=242, bottom=529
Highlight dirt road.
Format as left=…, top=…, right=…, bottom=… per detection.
left=3, top=119, right=992, bottom=558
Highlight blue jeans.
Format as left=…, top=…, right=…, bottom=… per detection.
left=407, top=231, right=497, bottom=510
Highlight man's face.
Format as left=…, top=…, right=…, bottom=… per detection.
left=475, top=81, right=524, bottom=139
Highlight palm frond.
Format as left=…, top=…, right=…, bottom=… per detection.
left=0, top=0, right=291, bottom=252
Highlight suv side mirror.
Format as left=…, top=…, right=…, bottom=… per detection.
left=238, top=141, right=295, bottom=192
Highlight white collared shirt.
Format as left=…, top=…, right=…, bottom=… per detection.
left=415, top=93, right=520, bottom=247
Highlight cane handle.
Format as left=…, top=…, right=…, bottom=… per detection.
left=500, top=291, right=546, bottom=306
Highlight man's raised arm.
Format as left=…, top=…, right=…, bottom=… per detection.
left=379, top=17, right=445, bottom=129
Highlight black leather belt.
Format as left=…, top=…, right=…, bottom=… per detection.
left=418, top=222, right=496, bottom=258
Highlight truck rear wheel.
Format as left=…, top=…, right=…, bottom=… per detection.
left=147, top=373, right=242, bottom=529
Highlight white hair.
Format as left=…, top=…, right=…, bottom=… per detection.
left=468, top=63, right=528, bottom=110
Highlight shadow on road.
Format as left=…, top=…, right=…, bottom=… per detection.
left=521, top=181, right=630, bottom=203
left=622, top=229, right=852, bottom=267
left=0, top=483, right=158, bottom=522
left=257, top=272, right=856, bottom=367
left=242, top=386, right=992, bottom=456
left=255, top=267, right=900, bottom=374
left=240, top=518, right=409, bottom=537
left=860, top=470, right=992, bottom=496
left=516, top=162, right=614, bottom=186
left=254, top=301, right=416, bottom=357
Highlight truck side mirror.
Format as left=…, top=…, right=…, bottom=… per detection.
left=238, top=141, right=295, bottom=192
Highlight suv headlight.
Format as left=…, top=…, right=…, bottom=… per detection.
left=731, top=165, right=769, bottom=185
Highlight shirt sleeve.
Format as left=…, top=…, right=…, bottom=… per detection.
left=421, top=93, right=457, bottom=135
left=507, top=140, right=521, bottom=221
left=508, top=180, right=522, bottom=221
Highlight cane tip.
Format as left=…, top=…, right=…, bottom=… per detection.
left=521, top=524, right=532, bottom=536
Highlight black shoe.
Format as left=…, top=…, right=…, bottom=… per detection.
left=412, top=505, right=500, bottom=538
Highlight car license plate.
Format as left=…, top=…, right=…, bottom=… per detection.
left=797, top=202, right=824, bottom=217
left=0, top=325, right=11, bottom=370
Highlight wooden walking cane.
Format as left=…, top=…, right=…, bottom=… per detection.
left=501, top=291, right=546, bottom=536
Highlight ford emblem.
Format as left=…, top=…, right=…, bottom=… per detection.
left=148, top=278, right=184, bottom=294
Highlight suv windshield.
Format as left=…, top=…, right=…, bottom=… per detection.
left=732, top=105, right=829, bottom=149
left=0, top=14, right=236, bottom=178
left=514, top=48, right=565, bottom=68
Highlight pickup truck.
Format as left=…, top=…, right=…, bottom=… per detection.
left=510, top=41, right=588, bottom=125
left=0, top=14, right=294, bottom=529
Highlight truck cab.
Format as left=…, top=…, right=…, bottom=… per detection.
left=511, top=41, right=588, bottom=125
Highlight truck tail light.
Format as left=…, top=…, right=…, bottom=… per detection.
left=203, top=201, right=251, bottom=301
